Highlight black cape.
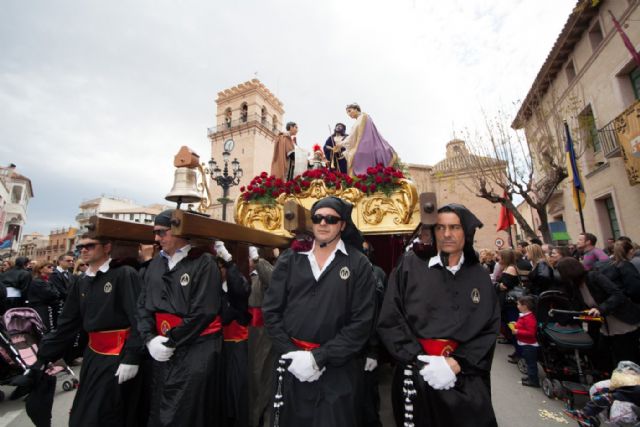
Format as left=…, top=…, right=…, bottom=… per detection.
left=138, top=248, right=224, bottom=427
left=38, top=260, right=144, bottom=427
left=263, top=246, right=376, bottom=427
left=377, top=251, right=500, bottom=427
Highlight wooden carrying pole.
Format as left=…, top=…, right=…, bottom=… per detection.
left=170, top=210, right=292, bottom=248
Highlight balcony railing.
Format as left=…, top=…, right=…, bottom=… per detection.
left=207, top=113, right=279, bottom=137
left=597, top=117, right=621, bottom=158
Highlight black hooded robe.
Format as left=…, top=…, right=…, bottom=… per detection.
left=378, top=203, right=500, bottom=427
left=137, top=248, right=224, bottom=427
left=262, top=246, right=376, bottom=427
left=37, top=261, right=144, bottom=427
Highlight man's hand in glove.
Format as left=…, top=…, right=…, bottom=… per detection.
left=214, top=241, right=232, bottom=262
left=281, top=351, right=323, bottom=382
left=417, top=355, right=457, bottom=390
left=364, top=357, right=378, bottom=372
left=147, top=336, right=175, bottom=362
left=115, top=364, right=139, bottom=384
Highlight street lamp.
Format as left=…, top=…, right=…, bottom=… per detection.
left=206, top=151, right=243, bottom=221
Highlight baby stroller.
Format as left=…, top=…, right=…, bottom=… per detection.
left=0, top=307, right=78, bottom=400
left=536, top=291, right=606, bottom=409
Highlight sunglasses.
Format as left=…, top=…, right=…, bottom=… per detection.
left=152, top=228, right=169, bottom=237
left=311, top=214, right=342, bottom=225
left=76, top=243, right=99, bottom=251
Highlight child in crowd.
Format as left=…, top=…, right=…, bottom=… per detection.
left=512, top=296, right=539, bottom=387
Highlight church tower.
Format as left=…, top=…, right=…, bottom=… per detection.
left=207, top=79, right=284, bottom=220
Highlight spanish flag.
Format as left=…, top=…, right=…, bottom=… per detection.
left=564, top=122, right=585, bottom=210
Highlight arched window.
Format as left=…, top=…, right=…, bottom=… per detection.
left=261, top=106, right=267, bottom=125
left=240, top=103, right=248, bottom=123
left=272, top=115, right=278, bottom=132
left=224, top=107, right=232, bottom=128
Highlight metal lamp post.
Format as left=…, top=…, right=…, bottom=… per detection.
left=206, top=151, right=243, bottom=221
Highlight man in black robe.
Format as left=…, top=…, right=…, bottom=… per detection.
left=33, top=235, right=144, bottom=426
left=248, top=247, right=276, bottom=427
left=263, top=196, right=376, bottom=427
left=137, top=209, right=224, bottom=427
left=216, top=241, right=251, bottom=427
left=378, top=204, right=500, bottom=427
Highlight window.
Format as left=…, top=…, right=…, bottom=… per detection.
left=578, top=105, right=600, bottom=153
left=604, top=197, right=620, bottom=239
left=261, top=106, right=267, bottom=125
left=240, top=103, right=248, bottom=123
left=10, top=185, right=23, bottom=203
left=631, top=67, right=640, bottom=100
left=588, top=21, right=603, bottom=51
left=565, top=60, right=577, bottom=83
left=272, top=115, right=278, bottom=132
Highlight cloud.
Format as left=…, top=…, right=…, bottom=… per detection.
left=0, top=0, right=576, bottom=234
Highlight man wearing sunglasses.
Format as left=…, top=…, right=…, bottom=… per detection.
left=33, top=235, right=144, bottom=426
left=137, top=209, right=224, bottom=426
left=378, top=204, right=500, bottom=427
left=263, top=196, right=377, bottom=426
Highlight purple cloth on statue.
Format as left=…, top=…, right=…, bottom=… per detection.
left=351, top=116, right=396, bottom=176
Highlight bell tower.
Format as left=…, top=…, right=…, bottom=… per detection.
left=207, top=79, right=284, bottom=220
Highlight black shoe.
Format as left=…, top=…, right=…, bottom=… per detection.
left=497, top=338, right=510, bottom=344
left=522, top=379, right=540, bottom=388
left=507, top=356, right=519, bottom=364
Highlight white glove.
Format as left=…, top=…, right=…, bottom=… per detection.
left=281, top=351, right=322, bottom=382
left=215, top=241, right=232, bottom=262
left=364, top=357, right=378, bottom=372
left=115, top=364, right=139, bottom=384
left=417, top=355, right=457, bottom=390
left=249, top=246, right=259, bottom=261
left=146, top=336, right=175, bottom=362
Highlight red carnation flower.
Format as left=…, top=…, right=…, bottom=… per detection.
left=369, top=184, right=377, bottom=192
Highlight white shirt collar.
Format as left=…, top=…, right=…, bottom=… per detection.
left=301, top=239, right=348, bottom=281
left=86, top=258, right=112, bottom=277
left=428, top=252, right=465, bottom=275
left=161, top=244, right=192, bottom=270
left=56, top=265, right=66, bottom=274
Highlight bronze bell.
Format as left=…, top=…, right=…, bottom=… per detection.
left=165, top=167, right=202, bottom=204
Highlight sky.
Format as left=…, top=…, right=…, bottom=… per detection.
left=0, top=0, right=578, bottom=235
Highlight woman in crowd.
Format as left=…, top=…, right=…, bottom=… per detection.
left=555, top=256, right=640, bottom=370
left=600, top=239, right=640, bottom=303
left=73, top=259, right=88, bottom=276
left=27, top=261, right=60, bottom=331
left=480, top=249, right=496, bottom=274
left=549, top=245, right=571, bottom=268
left=495, top=249, right=522, bottom=362
left=526, top=244, right=555, bottom=296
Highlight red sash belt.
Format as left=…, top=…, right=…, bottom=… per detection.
left=223, top=320, right=249, bottom=342
left=248, top=307, right=264, bottom=327
left=291, top=337, right=320, bottom=351
left=88, top=328, right=130, bottom=356
left=418, top=338, right=459, bottom=357
left=155, top=313, right=222, bottom=337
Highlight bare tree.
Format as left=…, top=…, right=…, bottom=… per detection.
left=461, top=103, right=568, bottom=243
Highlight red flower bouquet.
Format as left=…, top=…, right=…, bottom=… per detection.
left=353, top=164, right=404, bottom=196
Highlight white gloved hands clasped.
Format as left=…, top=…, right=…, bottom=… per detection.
left=281, top=351, right=325, bottom=382
left=417, top=355, right=457, bottom=390
left=147, top=336, right=175, bottom=362
left=214, top=241, right=232, bottom=262
left=364, top=357, right=378, bottom=372
left=115, top=364, right=139, bottom=384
